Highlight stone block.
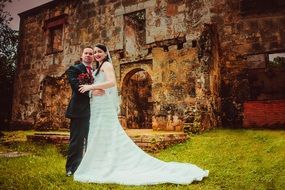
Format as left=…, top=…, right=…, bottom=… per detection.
left=144, top=0, right=156, bottom=8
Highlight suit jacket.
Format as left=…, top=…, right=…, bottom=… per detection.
left=65, top=63, right=91, bottom=118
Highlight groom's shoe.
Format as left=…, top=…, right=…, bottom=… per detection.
left=66, top=171, right=73, bottom=177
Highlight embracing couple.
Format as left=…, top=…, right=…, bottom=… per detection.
left=65, top=44, right=208, bottom=185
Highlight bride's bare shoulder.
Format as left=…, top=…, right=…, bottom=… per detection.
left=102, top=61, right=114, bottom=70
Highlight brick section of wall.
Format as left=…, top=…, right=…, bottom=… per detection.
left=243, top=100, right=285, bottom=128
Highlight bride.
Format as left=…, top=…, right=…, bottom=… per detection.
left=76, top=44, right=208, bottom=185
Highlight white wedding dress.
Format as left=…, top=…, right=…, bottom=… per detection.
left=74, top=72, right=209, bottom=185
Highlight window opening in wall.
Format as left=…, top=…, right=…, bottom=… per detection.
left=47, top=26, right=63, bottom=54
left=246, top=52, right=285, bottom=70
left=268, top=52, right=285, bottom=69
left=245, top=51, right=285, bottom=101
left=43, top=14, right=67, bottom=55
left=123, top=10, right=146, bottom=57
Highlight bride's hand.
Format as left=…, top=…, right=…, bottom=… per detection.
left=79, top=85, right=92, bottom=93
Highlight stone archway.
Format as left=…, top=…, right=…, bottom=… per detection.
left=35, top=74, right=70, bottom=130
left=121, top=69, right=153, bottom=129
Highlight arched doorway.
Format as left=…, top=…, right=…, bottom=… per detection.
left=35, top=75, right=70, bottom=130
left=121, top=69, right=153, bottom=129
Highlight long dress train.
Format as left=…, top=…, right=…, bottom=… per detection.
left=74, top=72, right=209, bottom=185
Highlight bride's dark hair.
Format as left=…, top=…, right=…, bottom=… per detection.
left=94, top=43, right=110, bottom=76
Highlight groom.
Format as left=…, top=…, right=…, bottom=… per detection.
left=65, top=46, right=104, bottom=176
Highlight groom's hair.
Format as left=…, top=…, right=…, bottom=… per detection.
left=83, top=46, right=94, bottom=51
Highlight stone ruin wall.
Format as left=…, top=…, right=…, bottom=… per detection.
left=210, top=0, right=285, bottom=127
left=12, top=1, right=72, bottom=130
left=12, top=0, right=238, bottom=131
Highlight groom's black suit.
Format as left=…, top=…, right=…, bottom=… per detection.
left=65, top=62, right=91, bottom=174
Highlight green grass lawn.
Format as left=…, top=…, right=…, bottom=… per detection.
left=0, top=129, right=284, bottom=190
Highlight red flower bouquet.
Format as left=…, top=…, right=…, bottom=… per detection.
left=77, top=73, right=94, bottom=85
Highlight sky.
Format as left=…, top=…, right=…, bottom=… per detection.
left=4, top=0, right=52, bottom=30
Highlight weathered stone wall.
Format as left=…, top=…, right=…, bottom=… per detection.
left=12, top=0, right=73, bottom=129
left=13, top=0, right=246, bottom=131
left=209, top=0, right=285, bottom=127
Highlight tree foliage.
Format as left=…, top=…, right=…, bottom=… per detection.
left=0, top=0, right=18, bottom=127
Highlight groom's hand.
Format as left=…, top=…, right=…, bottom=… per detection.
left=92, top=89, right=105, bottom=96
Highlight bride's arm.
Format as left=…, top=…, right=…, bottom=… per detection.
left=92, top=63, right=116, bottom=89
left=79, top=62, right=116, bottom=93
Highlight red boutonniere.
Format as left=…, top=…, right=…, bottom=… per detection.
left=77, top=73, right=94, bottom=85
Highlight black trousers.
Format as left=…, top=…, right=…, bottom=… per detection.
left=66, top=117, right=89, bottom=173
